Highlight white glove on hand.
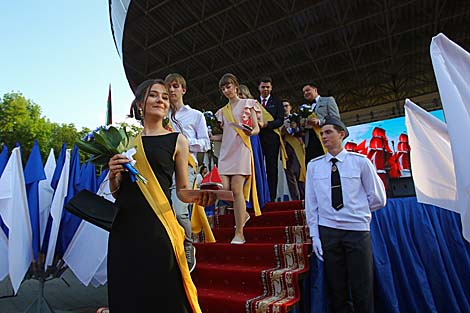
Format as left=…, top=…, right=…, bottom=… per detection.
left=312, top=236, right=324, bottom=262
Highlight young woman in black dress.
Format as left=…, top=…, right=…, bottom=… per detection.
left=107, top=79, right=214, bottom=312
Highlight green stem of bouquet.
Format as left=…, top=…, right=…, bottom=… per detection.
left=136, top=173, right=148, bottom=184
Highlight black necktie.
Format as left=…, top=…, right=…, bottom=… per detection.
left=331, top=158, right=344, bottom=210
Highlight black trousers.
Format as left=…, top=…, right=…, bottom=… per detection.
left=284, top=142, right=304, bottom=200
left=319, top=226, right=374, bottom=313
left=260, top=130, right=280, bottom=202
left=305, top=129, right=324, bottom=166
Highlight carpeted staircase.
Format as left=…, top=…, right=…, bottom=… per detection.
left=192, top=200, right=312, bottom=313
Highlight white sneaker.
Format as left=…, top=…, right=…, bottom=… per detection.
left=185, top=242, right=196, bottom=273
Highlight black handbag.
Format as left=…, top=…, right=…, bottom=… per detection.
left=65, top=189, right=119, bottom=232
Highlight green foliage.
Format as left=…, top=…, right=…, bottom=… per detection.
left=0, top=92, right=83, bottom=164
left=116, top=121, right=142, bottom=137
left=76, top=126, right=147, bottom=183
left=76, top=126, right=136, bottom=169
left=47, top=123, right=80, bottom=158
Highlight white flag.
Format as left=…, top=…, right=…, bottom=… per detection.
left=404, top=99, right=457, bottom=211
left=44, top=149, right=70, bottom=269
left=0, top=148, right=34, bottom=294
left=90, top=256, right=108, bottom=287
left=430, top=33, right=470, bottom=241
left=63, top=175, right=111, bottom=286
left=0, top=229, right=8, bottom=281
left=38, top=148, right=56, bottom=247
left=63, top=221, right=109, bottom=286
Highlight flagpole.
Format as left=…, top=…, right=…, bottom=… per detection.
left=106, top=84, right=112, bottom=126
left=23, top=263, right=73, bottom=313
left=24, top=273, right=55, bottom=313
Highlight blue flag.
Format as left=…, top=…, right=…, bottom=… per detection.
left=79, top=162, right=97, bottom=193
left=0, top=145, right=8, bottom=176
left=0, top=145, right=9, bottom=237
left=57, top=145, right=82, bottom=256
left=41, top=144, right=66, bottom=254
left=97, top=168, right=109, bottom=192
left=24, top=140, right=46, bottom=261
left=51, top=144, right=67, bottom=191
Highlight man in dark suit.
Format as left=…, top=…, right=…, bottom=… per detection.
left=258, top=76, right=284, bottom=202
left=302, top=82, right=341, bottom=165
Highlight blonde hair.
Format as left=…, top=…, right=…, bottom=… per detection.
left=164, top=73, right=187, bottom=89
left=218, top=73, right=239, bottom=89
left=239, top=84, right=254, bottom=99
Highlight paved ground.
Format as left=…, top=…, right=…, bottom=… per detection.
left=0, top=270, right=107, bottom=313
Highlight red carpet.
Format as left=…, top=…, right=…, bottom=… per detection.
left=192, top=200, right=311, bottom=313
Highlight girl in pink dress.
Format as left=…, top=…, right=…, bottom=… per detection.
left=213, top=73, right=261, bottom=244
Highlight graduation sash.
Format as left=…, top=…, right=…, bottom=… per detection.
left=166, top=118, right=197, bottom=171
left=222, top=104, right=262, bottom=217
left=260, top=106, right=288, bottom=169
left=306, top=111, right=326, bottom=154
left=166, top=118, right=215, bottom=241
left=284, top=134, right=307, bottom=182
left=133, top=134, right=201, bottom=313
left=191, top=175, right=216, bottom=243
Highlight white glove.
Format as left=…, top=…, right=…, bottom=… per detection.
left=312, top=236, right=324, bottom=262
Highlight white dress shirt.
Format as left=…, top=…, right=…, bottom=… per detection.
left=260, top=94, right=271, bottom=106
left=170, top=105, right=211, bottom=163
left=312, top=95, right=320, bottom=111
left=305, top=149, right=386, bottom=237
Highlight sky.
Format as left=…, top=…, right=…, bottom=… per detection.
left=0, top=1, right=135, bottom=130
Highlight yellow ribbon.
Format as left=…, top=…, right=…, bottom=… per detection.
left=260, top=106, right=288, bottom=169
left=222, top=104, right=262, bottom=217
left=167, top=118, right=198, bottom=171
left=306, top=111, right=327, bottom=154
left=284, top=135, right=307, bottom=182
left=133, top=134, right=201, bottom=313
left=191, top=175, right=216, bottom=243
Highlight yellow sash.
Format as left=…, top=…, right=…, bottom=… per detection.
left=167, top=119, right=197, bottom=171
left=306, top=111, right=326, bottom=154
left=167, top=118, right=215, bottom=241
left=260, top=106, right=288, bottom=169
left=191, top=176, right=216, bottom=243
left=222, top=104, right=262, bottom=217
left=284, top=135, right=307, bottom=182
left=133, top=134, right=201, bottom=313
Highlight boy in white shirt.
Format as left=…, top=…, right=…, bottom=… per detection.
left=165, top=73, right=211, bottom=273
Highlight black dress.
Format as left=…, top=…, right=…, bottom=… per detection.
left=108, top=133, right=191, bottom=313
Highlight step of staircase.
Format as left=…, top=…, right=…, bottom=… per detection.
left=212, top=225, right=310, bottom=243
left=193, top=263, right=266, bottom=294
left=215, top=210, right=306, bottom=228
left=197, top=287, right=259, bottom=313
left=262, top=200, right=303, bottom=212
left=194, top=243, right=278, bottom=267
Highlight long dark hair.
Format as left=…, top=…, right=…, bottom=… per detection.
left=129, top=79, right=182, bottom=128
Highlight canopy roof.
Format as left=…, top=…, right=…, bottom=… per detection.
left=110, top=0, right=469, bottom=125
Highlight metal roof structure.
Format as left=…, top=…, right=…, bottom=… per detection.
left=109, top=0, right=470, bottom=125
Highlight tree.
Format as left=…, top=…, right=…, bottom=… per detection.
left=47, top=123, right=82, bottom=157
left=0, top=92, right=144, bottom=166
left=0, top=92, right=82, bottom=164
left=0, top=93, right=52, bottom=163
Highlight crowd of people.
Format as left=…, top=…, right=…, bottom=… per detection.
left=104, top=73, right=387, bottom=312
